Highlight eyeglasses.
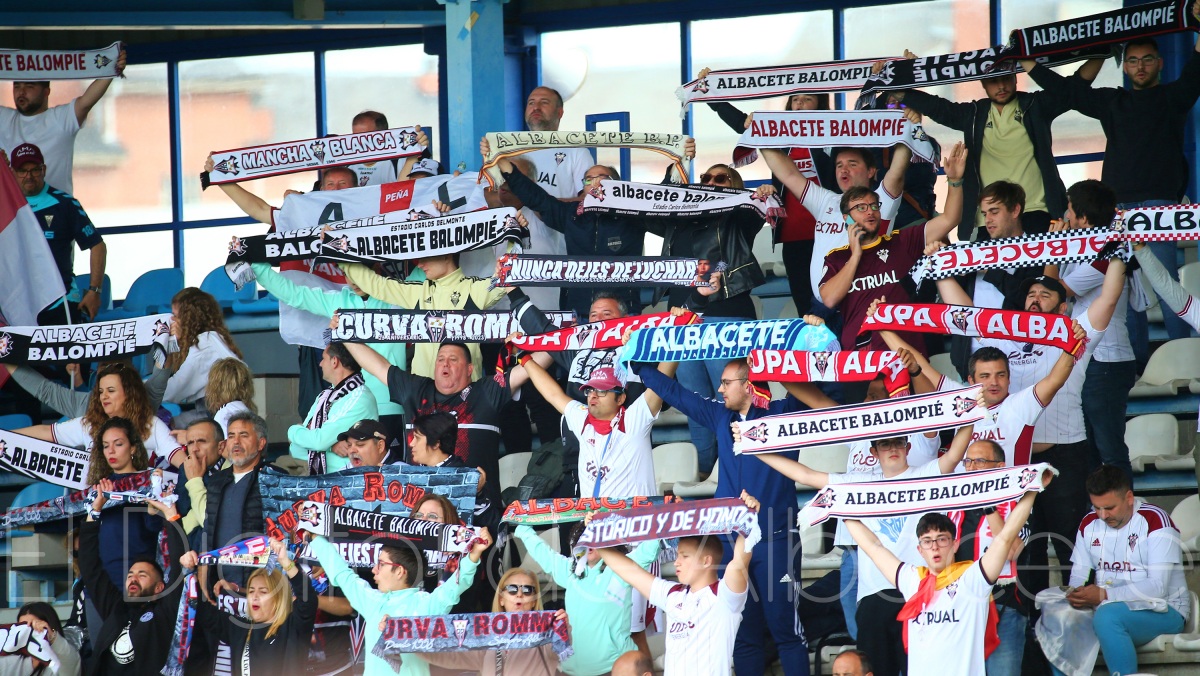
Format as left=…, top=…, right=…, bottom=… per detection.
left=13, top=167, right=43, bottom=177
left=1124, top=55, right=1159, bottom=67
left=410, top=512, right=443, bottom=521
left=848, top=202, right=882, bottom=214
left=700, top=173, right=732, bottom=185
left=583, top=387, right=621, bottom=398
left=583, top=175, right=610, bottom=185
left=962, top=458, right=1002, bottom=467
left=719, top=377, right=748, bottom=388
left=374, top=559, right=405, bottom=571
left=917, top=535, right=953, bottom=550
left=503, top=584, right=536, bottom=596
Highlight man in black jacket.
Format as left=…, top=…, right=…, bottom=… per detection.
left=890, top=50, right=1104, bottom=240
left=80, top=500, right=186, bottom=676
left=201, top=411, right=267, bottom=597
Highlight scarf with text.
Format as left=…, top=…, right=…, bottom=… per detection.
left=0, top=42, right=121, bottom=80
left=331, top=309, right=575, bottom=344
left=509, top=311, right=700, bottom=352
left=574, top=498, right=762, bottom=556
left=0, top=313, right=171, bottom=364
left=261, top=465, right=481, bottom=540
left=997, top=0, right=1196, bottom=63
left=1114, top=204, right=1200, bottom=241
left=911, top=228, right=1122, bottom=285
left=898, top=561, right=1000, bottom=658
left=163, top=573, right=197, bottom=676
left=480, top=131, right=690, bottom=186
left=0, top=428, right=94, bottom=490
left=0, top=623, right=60, bottom=674
left=495, top=254, right=703, bottom=288
left=304, top=373, right=365, bottom=474
left=0, top=470, right=167, bottom=535
left=502, top=496, right=682, bottom=526
left=748, top=349, right=911, bottom=396
left=859, top=45, right=1111, bottom=98
left=861, top=304, right=1086, bottom=357
left=374, top=612, right=573, bottom=672
left=202, top=127, right=426, bottom=186
left=736, top=110, right=940, bottom=166
left=798, top=462, right=1057, bottom=526
left=736, top=384, right=985, bottom=454
left=619, top=318, right=838, bottom=364
left=676, top=57, right=887, bottom=117
left=197, top=535, right=275, bottom=567
left=261, top=173, right=490, bottom=348
left=291, top=501, right=481, bottom=555
left=578, top=179, right=785, bottom=225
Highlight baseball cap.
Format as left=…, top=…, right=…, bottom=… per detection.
left=1017, top=275, right=1068, bottom=304
left=582, top=367, right=623, bottom=393
left=337, top=419, right=388, bottom=443
left=410, top=158, right=441, bottom=177
left=10, top=143, right=43, bottom=169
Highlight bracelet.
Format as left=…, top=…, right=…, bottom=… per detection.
left=283, top=560, right=297, bottom=572
left=88, top=509, right=101, bottom=521
left=947, top=179, right=964, bottom=188
left=168, top=514, right=182, bottom=522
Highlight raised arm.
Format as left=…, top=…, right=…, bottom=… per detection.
left=761, top=146, right=811, bottom=197
left=1084, top=256, right=1127, bottom=332
left=721, top=491, right=759, bottom=595
left=1033, top=322, right=1084, bottom=405
left=733, top=422, right=831, bottom=487
left=846, top=519, right=902, bottom=588
left=782, top=382, right=839, bottom=409
left=980, top=481, right=1042, bottom=582
left=938, top=423, right=974, bottom=474
left=340, top=263, right=422, bottom=308
left=339, top=334, right=392, bottom=385
left=935, top=275, right=974, bottom=306
left=204, top=155, right=274, bottom=224
left=595, top=546, right=657, bottom=599
left=520, top=356, right=574, bottom=414
left=880, top=139, right=911, bottom=200
left=922, top=142, right=966, bottom=244
left=74, top=49, right=125, bottom=125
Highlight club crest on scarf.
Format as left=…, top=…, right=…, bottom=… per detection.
left=297, top=504, right=323, bottom=529
left=950, top=306, right=978, bottom=333
left=400, top=131, right=420, bottom=148
left=0, top=333, right=12, bottom=359
left=228, top=236, right=248, bottom=257
left=310, top=140, right=326, bottom=163
left=952, top=395, right=978, bottom=417
left=0, top=440, right=7, bottom=461
left=1017, top=467, right=1039, bottom=489
left=94, top=53, right=112, bottom=69
left=327, top=235, right=352, bottom=253
left=213, top=157, right=240, bottom=176
left=740, top=422, right=770, bottom=444
left=811, top=487, right=837, bottom=510
left=1128, top=533, right=1139, bottom=550
left=812, top=351, right=831, bottom=377
left=586, top=183, right=606, bottom=201
left=426, top=312, right=447, bottom=342
left=692, top=78, right=710, bottom=94
left=453, top=618, right=470, bottom=647
left=152, top=319, right=171, bottom=339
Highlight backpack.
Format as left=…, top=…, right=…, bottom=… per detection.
left=500, top=437, right=566, bottom=505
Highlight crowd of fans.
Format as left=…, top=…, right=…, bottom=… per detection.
left=1, top=8, right=1199, bottom=675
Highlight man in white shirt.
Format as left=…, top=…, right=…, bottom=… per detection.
left=347, top=110, right=398, bottom=186
left=1049, top=465, right=1189, bottom=676
left=1, top=48, right=126, bottom=195
left=845, top=475, right=1046, bottom=676
left=521, top=86, right=592, bottom=200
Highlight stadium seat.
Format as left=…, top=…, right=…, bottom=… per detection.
left=673, top=461, right=718, bottom=498
left=95, top=268, right=184, bottom=321
left=778, top=297, right=798, bottom=320
left=498, top=452, right=532, bottom=493
left=0, top=414, right=33, bottom=430
left=652, top=442, right=700, bottom=494
left=1130, top=592, right=1199, bottom=654
left=795, top=444, right=851, bottom=489
left=200, top=266, right=258, bottom=309
left=653, top=404, right=689, bottom=428
left=72, top=273, right=112, bottom=316
left=1125, top=414, right=1180, bottom=473
left=231, top=292, right=281, bottom=315
left=930, top=352, right=963, bottom=383
left=1179, top=261, right=1200, bottom=298
left=1130, top=338, right=1200, bottom=398
left=1171, top=495, right=1200, bottom=552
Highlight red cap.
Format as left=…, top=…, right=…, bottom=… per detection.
left=10, top=143, right=43, bottom=169
left=583, top=367, right=623, bottom=392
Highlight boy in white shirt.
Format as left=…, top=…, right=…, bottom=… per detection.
left=595, top=491, right=758, bottom=675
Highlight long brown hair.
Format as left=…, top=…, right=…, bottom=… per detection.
left=84, top=363, right=156, bottom=441
left=205, top=358, right=257, bottom=413
left=411, top=493, right=459, bottom=525
left=86, top=416, right=151, bottom=485
left=168, top=287, right=243, bottom=369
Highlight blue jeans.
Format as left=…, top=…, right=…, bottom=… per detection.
left=840, top=548, right=859, bottom=640
left=1120, top=200, right=1195, bottom=366
left=674, top=316, right=743, bottom=474
left=1082, top=359, right=1138, bottom=478
left=1050, top=602, right=1184, bottom=676
left=986, top=604, right=1027, bottom=676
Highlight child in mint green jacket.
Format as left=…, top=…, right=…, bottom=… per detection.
left=515, top=523, right=659, bottom=675
left=308, top=528, right=492, bottom=676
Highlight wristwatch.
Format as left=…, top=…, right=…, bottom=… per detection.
left=88, top=285, right=102, bottom=294
left=981, top=506, right=997, bottom=515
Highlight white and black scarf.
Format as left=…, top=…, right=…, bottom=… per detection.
left=998, top=0, right=1195, bottom=62
left=676, top=57, right=885, bottom=117
left=911, top=227, right=1122, bottom=285
left=481, top=131, right=690, bottom=185
left=330, top=309, right=575, bottom=344
left=578, top=179, right=785, bottom=225
left=737, top=110, right=940, bottom=165
left=306, top=373, right=365, bottom=474
left=0, top=42, right=121, bottom=80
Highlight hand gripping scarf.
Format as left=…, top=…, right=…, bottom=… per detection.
left=735, top=384, right=986, bottom=454
left=619, top=318, right=838, bottom=365
left=897, top=561, right=1000, bottom=660
left=480, top=131, right=690, bottom=187
left=0, top=428, right=95, bottom=490
left=801, top=462, right=1057, bottom=526
left=202, top=126, right=426, bottom=186
left=291, top=501, right=483, bottom=556
left=573, top=497, right=762, bottom=556
left=676, top=57, right=889, bottom=117
left=0, top=313, right=172, bottom=364
left=331, top=309, right=576, bottom=345
left=0, top=470, right=172, bottom=536
left=509, top=311, right=700, bottom=353
left=860, top=303, right=1086, bottom=358
left=910, top=227, right=1123, bottom=286
left=736, top=110, right=940, bottom=166
left=0, top=42, right=122, bottom=80
left=577, top=179, right=785, bottom=226
left=0, top=624, right=60, bottom=673
left=997, top=0, right=1197, bottom=63
left=374, top=612, right=573, bottom=672
left=1113, top=204, right=1200, bottom=241
left=502, top=496, right=682, bottom=526
left=747, top=349, right=911, bottom=396
left=494, top=254, right=704, bottom=288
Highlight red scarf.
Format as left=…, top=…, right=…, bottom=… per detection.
left=897, top=561, right=1000, bottom=658
left=862, top=304, right=1085, bottom=358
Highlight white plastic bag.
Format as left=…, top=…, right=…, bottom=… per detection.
left=1035, top=587, right=1100, bottom=676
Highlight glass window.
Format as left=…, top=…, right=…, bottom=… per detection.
left=844, top=0, right=991, bottom=145
left=689, top=12, right=835, bottom=182
left=324, top=45, right=440, bottom=165
left=541, top=23, right=683, bottom=183
left=179, top=53, right=317, bottom=221
left=1002, top=0, right=1123, bottom=157
left=183, top=223, right=261, bottom=288
left=74, top=231, right=174, bottom=300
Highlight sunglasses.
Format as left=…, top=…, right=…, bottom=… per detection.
left=700, top=173, right=732, bottom=185
left=503, top=584, right=536, bottom=596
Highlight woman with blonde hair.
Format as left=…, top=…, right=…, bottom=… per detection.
left=419, top=568, right=567, bottom=676
left=16, top=362, right=182, bottom=467
left=180, top=538, right=317, bottom=676
left=203, top=357, right=256, bottom=436
left=162, top=287, right=242, bottom=406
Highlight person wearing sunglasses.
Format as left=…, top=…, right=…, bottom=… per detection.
left=419, top=568, right=569, bottom=675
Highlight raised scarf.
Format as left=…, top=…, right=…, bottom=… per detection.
left=577, top=179, right=785, bottom=226
left=0, top=42, right=121, bottom=80
left=495, top=254, right=704, bottom=288
left=0, top=313, right=172, bottom=364
left=291, top=501, right=482, bottom=556
left=331, top=309, right=575, bottom=344
left=896, top=561, right=1000, bottom=658
left=619, top=318, right=838, bottom=364
left=1114, top=204, right=1200, bottom=241
left=736, top=110, right=940, bottom=165
left=0, top=428, right=95, bottom=490
left=509, top=311, right=699, bottom=352
left=502, top=496, right=682, bottom=526
left=860, top=304, right=1086, bottom=357
left=573, top=497, right=762, bottom=556
left=748, top=349, right=911, bottom=396
left=374, top=611, right=573, bottom=672
left=910, top=228, right=1121, bottom=286
left=676, top=57, right=887, bottom=117
left=481, top=131, right=690, bottom=186
left=997, top=0, right=1195, bottom=63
